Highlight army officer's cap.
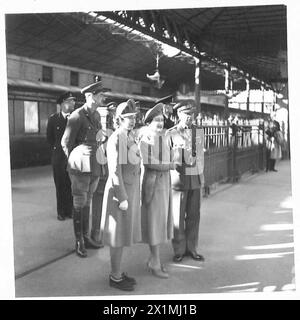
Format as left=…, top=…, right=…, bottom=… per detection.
left=57, top=91, right=76, bottom=105
left=81, top=80, right=110, bottom=95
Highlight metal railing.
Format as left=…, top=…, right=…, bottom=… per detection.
left=201, top=124, right=266, bottom=195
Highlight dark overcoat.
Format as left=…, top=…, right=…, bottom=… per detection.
left=47, top=112, right=68, bottom=165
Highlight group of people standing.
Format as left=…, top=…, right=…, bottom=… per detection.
left=46, top=80, right=205, bottom=292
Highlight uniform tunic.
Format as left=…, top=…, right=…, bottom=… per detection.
left=166, top=124, right=205, bottom=255
left=61, top=104, right=104, bottom=208
left=101, top=128, right=141, bottom=247
left=61, top=104, right=103, bottom=176
left=139, top=128, right=174, bottom=246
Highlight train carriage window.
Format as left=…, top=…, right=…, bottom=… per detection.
left=42, top=66, right=53, bottom=82
left=24, top=101, right=39, bottom=133
left=70, top=71, right=79, bottom=86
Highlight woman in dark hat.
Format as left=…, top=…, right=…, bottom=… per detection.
left=101, top=99, right=141, bottom=291
left=139, top=103, right=176, bottom=278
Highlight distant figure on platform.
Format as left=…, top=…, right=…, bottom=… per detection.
left=101, top=99, right=141, bottom=291
left=265, top=119, right=282, bottom=172
left=167, top=102, right=205, bottom=263
left=139, top=103, right=175, bottom=279
left=156, top=94, right=175, bottom=129
left=61, top=80, right=108, bottom=258
left=46, top=91, right=75, bottom=221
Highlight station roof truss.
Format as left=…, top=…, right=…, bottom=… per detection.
left=5, top=5, right=287, bottom=92
left=94, top=5, right=288, bottom=87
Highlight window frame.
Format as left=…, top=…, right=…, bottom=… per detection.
left=42, top=65, right=53, bottom=83
left=70, top=70, right=79, bottom=86
left=24, top=100, right=39, bottom=134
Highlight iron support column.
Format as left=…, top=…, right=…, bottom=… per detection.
left=246, top=76, right=250, bottom=118
left=224, top=63, right=231, bottom=119
left=194, top=56, right=201, bottom=115
left=261, top=84, right=265, bottom=116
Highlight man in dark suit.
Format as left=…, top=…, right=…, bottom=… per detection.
left=46, top=91, right=75, bottom=221
left=61, top=80, right=108, bottom=257
left=167, top=102, right=205, bottom=263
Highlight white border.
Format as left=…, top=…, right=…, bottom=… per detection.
left=1, top=0, right=300, bottom=300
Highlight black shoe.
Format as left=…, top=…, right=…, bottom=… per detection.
left=185, top=251, right=205, bottom=262
left=173, top=254, right=184, bottom=262
left=122, top=272, right=137, bottom=285
left=57, top=214, right=65, bottom=221
left=84, top=236, right=104, bottom=249
left=75, top=240, right=87, bottom=258
left=109, top=275, right=134, bottom=291
left=65, top=213, right=73, bottom=219
left=270, top=169, right=278, bottom=172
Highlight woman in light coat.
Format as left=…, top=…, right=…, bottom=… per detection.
left=139, top=103, right=175, bottom=278
left=101, top=99, right=141, bottom=291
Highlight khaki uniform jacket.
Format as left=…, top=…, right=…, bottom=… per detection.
left=166, top=124, right=205, bottom=190
left=61, top=105, right=102, bottom=176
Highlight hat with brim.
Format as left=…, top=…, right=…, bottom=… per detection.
left=106, top=101, right=117, bottom=111
left=144, top=103, right=164, bottom=123
left=173, top=102, right=195, bottom=114
left=156, top=94, right=175, bottom=105
left=57, top=91, right=76, bottom=104
left=116, top=99, right=138, bottom=118
left=81, top=81, right=110, bottom=95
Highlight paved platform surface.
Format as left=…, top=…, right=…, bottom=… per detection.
left=10, top=160, right=296, bottom=298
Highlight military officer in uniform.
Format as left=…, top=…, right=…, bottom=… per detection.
left=90, top=102, right=117, bottom=245
left=61, top=80, right=108, bottom=258
left=156, top=94, right=175, bottom=129
left=166, top=102, right=205, bottom=263
left=46, top=91, right=75, bottom=221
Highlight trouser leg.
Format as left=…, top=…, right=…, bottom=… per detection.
left=82, top=175, right=103, bottom=249
left=91, top=178, right=106, bottom=242
left=53, top=162, right=73, bottom=218
left=185, top=188, right=201, bottom=253
left=270, top=159, right=276, bottom=170
left=172, top=190, right=188, bottom=255
left=52, top=163, right=65, bottom=217
left=64, top=171, right=73, bottom=217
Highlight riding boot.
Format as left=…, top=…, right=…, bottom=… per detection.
left=82, top=206, right=104, bottom=249
left=73, top=208, right=87, bottom=258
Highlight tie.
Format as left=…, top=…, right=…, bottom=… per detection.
left=158, top=135, right=163, bottom=163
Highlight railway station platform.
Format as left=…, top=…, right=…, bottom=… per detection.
left=9, top=160, right=297, bottom=298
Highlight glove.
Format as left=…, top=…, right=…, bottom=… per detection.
left=119, top=200, right=128, bottom=211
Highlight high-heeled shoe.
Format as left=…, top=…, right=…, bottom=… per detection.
left=146, top=261, right=169, bottom=279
